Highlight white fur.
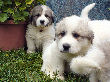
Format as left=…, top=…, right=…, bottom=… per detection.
left=41, top=3, right=95, bottom=80
left=26, top=5, right=55, bottom=53
left=37, top=5, right=50, bottom=26
left=70, top=10, right=110, bottom=82
left=81, top=3, right=95, bottom=19
left=26, top=24, right=55, bottom=53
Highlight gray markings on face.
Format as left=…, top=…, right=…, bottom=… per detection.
left=31, top=6, right=43, bottom=26
left=32, top=6, right=43, bottom=16
left=45, top=10, right=54, bottom=25
left=30, top=5, right=54, bottom=27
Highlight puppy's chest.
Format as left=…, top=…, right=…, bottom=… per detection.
left=62, top=53, right=80, bottom=62
left=35, top=31, right=48, bottom=40
left=29, top=28, right=50, bottom=40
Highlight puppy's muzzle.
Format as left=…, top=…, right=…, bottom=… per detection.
left=62, top=43, right=70, bottom=52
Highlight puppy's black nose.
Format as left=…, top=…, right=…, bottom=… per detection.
left=63, top=43, right=70, bottom=51
left=40, top=20, right=45, bottom=24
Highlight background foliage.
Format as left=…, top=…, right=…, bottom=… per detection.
left=0, top=0, right=46, bottom=23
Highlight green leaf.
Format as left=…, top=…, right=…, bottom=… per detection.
left=12, top=12, right=26, bottom=23
left=19, top=6, right=26, bottom=11
left=3, top=8, right=14, bottom=14
left=8, top=8, right=14, bottom=14
left=3, top=0, right=12, bottom=5
left=12, top=12, right=21, bottom=20
left=0, top=0, right=3, bottom=7
left=37, top=0, right=46, bottom=4
left=25, top=0, right=34, bottom=5
left=2, top=6, right=8, bottom=12
left=0, top=13, right=9, bottom=22
left=15, top=1, right=21, bottom=6
left=23, top=11, right=29, bottom=16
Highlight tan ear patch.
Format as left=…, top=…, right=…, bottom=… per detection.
left=73, top=19, right=94, bottom=44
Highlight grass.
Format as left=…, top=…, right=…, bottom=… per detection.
left=0, top=49, right=89, bottom=82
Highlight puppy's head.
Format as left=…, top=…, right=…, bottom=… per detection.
left=30, top=5, right=54, bottom=27
left=55, top=15, right=94, bottom=54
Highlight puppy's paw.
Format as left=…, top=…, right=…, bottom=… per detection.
left=49, top=74, right=64, bottom=80
left=27, top=50, right=35, bottom=53
left=57, top=75, right=65, bottom=80
left=41, top=66, right=64, bottom=80
left=70, top=57, right=100, bottom=74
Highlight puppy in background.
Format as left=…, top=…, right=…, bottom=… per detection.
left=26, top=5, right=55, bottom=53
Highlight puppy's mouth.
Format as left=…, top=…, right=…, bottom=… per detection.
left=44, top=23, right=50, bottom=27
left=35, top=25, right=49, bottom=32
left=36, top=25, right=45, bottom=28
left=36, top=23, right=49, bottom=28
left=60, top=50, right=69, bottom=53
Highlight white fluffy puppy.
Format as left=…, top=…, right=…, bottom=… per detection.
left=26, top=5, right=55, bottom=53
left=70, top=20, right=110, bottom=82
left=41, top=3, right=95, bottom=80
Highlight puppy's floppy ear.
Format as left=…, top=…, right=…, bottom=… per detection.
left=54, top=28, right=57, bottom=41
left=29, top=9, right=33, bottom=23
left=29, top=15, right=33, bottom=23
left=52, top=16, right=54, bottom=23
left=77, top=19, right=94, bottom=44
left=51, top=11, right=55, bottom=23
left=84, top=23, right=94, bottom=44
left=88, top=31, right=94, bottom=44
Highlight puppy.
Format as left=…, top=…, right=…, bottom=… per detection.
left=70, top=20, right=110, bottom=82
left=26, top=5, right=55, bottom=53
left=41, top=3, right=95, bottom=80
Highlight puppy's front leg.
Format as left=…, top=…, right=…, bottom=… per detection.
left=41, top=55, right=64, bottom=80
left=70, top=57, right=100, bottom=74
left=41, top=44, right=65, bottom=80
left=26, top=36, right=35, bottom=53
left=89, top=72, right=99, bottom=82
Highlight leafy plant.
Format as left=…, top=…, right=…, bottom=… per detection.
left=0, top=0, right=46, bottom=24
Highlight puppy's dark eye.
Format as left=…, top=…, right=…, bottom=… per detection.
left=59, top=31, right=65, bottom=37
left=72, top=33, right=80, bottom=38
left=45, top=14, right=49, bottom=18
left=35, top=13, right=40, bottom=17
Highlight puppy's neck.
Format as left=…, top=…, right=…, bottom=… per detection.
left=37, top=26, right=47, bottom=32
left=31, top=24, right=54, bottom=32
left=30, top=25, right=46, bottom=32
